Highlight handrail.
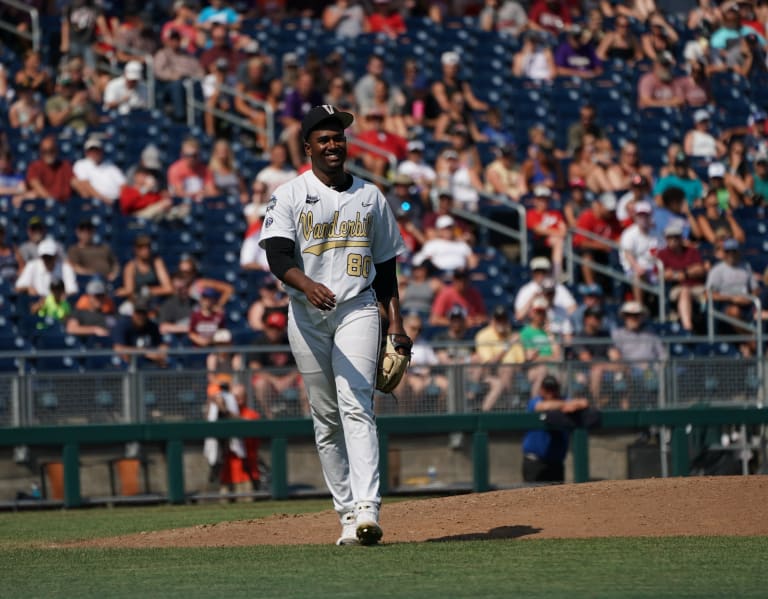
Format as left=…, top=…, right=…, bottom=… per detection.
left=0, top=0, right=39, bottom=51
left=565, top=226, right=667, bottom=321
left=453, top=198, right=528, bottom=265
left=183, top=79, right=274, bottom=153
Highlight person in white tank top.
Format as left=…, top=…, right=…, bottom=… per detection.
left=684, top=109, right=725, bottom=159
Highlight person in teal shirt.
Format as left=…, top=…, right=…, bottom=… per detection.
left=653, top=151, right=704, bottom=207
left=753, top=152, right=768, bottom=202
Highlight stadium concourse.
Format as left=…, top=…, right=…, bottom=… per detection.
left=0, top=1, right=767, bottom=420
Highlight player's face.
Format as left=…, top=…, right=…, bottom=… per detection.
left=305, top=122, right=347, bottom=174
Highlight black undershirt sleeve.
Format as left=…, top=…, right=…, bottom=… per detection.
left=263, top=237, right=298, bottom=281
left=372, top=257, right=398, bottom=306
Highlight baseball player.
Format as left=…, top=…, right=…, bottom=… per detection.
left=259, top=105, right=409, bottom=546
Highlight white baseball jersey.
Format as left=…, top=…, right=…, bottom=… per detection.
left=259, top=170, right=406, bottom=303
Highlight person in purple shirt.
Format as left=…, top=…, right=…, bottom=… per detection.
left=554, top=24, right=603, bottom=79
left=280, top=69, right=325, bottom=170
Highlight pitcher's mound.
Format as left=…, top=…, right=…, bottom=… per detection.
left=75, top=476, right=768, bottom=548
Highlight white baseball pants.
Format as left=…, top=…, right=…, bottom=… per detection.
left=287, top=289, right=381, bottom=515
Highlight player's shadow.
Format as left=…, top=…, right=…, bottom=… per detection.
left=426, top=525, right=542, bottom=543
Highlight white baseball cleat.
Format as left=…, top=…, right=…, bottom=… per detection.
left=355, top=502, right=383, bottom=546
left=336, top=512, right=359, bottom=546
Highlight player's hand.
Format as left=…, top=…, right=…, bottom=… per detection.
left=305, top=281, right=336, bottom=311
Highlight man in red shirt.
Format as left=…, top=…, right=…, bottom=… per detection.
left=429, top=269, right=487, bottom=328
left=526, top=185, right=567, bottom=278
left=347, top=107, right=407, bottom=181
left=25, top=135, right=74, bottom=202
left=189, top=287, right=226, bottom=347
left=657, top=222, right=707, bottom=332
left=366, top=0, right=406, bottom=38
left=574, top=191, right=624, bottom=288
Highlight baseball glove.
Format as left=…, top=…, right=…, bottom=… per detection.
left=376, top=333, right=413, bottom=394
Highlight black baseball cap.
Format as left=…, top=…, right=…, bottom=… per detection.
left=541, top=374, right=560, bottom=391
left=301, top=105, right=354, bottom=140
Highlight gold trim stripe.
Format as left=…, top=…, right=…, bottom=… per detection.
left=303, top=240, right=370, bottom=256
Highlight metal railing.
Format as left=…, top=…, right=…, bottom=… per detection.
left=454, top=195, right=529, bottom=265
left=0, top=0, right=40, bottom=52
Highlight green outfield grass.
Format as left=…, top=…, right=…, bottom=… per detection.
left=0, top=501, right=766, bottom=599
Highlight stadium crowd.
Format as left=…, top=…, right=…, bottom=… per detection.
left=1, top=0, right=768, bottom=417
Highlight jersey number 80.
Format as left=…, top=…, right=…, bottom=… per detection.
left=347, top=253, right=372, bottom=278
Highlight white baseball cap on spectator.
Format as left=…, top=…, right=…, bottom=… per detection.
left=708, top=162, right=726, bottom=179
left=530, top=256, right=552, bottom=271
left=436, top=215, right=455, bottom=229
left=693, top=109, right=710, bottom=124
left=441, top=51, right=460, bottom=66
left=599, top=192, right=617, bottom=211
left=124, top=61, right=142, bottom=81
left=634, top=201, right=653, bottom=215
left=38, top=238, right=58, bottom=257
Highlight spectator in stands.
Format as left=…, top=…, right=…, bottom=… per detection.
left=641, top=12, right=680, bottom=62
left=568, top=141, right=598, bottom=185
left=386, top=174, right=423, bottom=221
left=44, top=72, right=98, bottom=134
left=572, top=304, right=617, bottom=404
left=15, top=238, right=78, bottom=298
left=112, top=297, right=170, bottom=368
left=574, top=191, right=623, bottom=287
left=484, top=144, right=527, bottom=202
left=723, top=138, right=753, bottom=203
left=167, top=137, right=215, bottom=201
left=429, top=268, right=487, bottom=327
left=617, top=174, right=652, bottom=224
left=202, top=57, right=235, bottom=139
left=433, top=303, right=474, bottom=364
left=540, top=277, right=574, bottom=343
left=526, top=185, right=567, bottom=278
left=199, top=23, right=242, bottom=75
left=521, top=133, right=564, bottom=191
left=619, top=200, right=660, bottom=302
left=71, top=136, right=126, bottom=205
left=365, top=0, right=407, bottom=38
left=677, top=53, right=712, bottom=107
left=433, top=93, right=485, bottom=143
left=119, top=166, right=182, bottom=220
left=348, top=107, right=407, bottom=180
left=563, top=177, right=590, bottom=228
left=706, top=238, right=758, bottom=321
left=0, top=224, right=19, bottom=281
left=153, top=29, right=205, bottom=122
left=521, top=374, right=589, bottom=482
left=608, top=140, right=654, bottom=193
left=247, top=278, right=288, bottom=333
left=255, top=144, right=297, bottom=198
left=177, top=253, right=234, bottom=309
left=707, top=161, right=742, bottom=210
left=434, top=134, right=484, bottom=212
left=566, top=103, right=605, bottom=156
left=657, top=222, right=708, bottom=332
left=14, top=50, right=53, bottom=96
left=519, top=295, right=561, bottom=397
left=528, top=0, right=572, bottom=35
left=207, top=139, right=246, bottom=200
left=367, top=78, right=408, bottom=138
left=479, top=106, right=516, bottom=149
left=710, top=2, right=767, bottom=52
left=512, top=30, right=556, bottom=83
left=637, top=51, right=685, bottom=109
left=116, top=235, right=173, bottom=303
left=609, top=300, right=666, bottom=408
left=280, top=69, right=324, bottom=170
left=684, top=109, right=725, bottom=159
left=157, top=272, right=195, bottom=335
left=596, top=14, right=643, bottom=64
left=413, top=216, right=478, bottom=277
left=241, top=203, right=270, bottom=272
left=322, top=0, right=365, bottom=39
left=554, top=24, right=603, bottom=79
left=66, top=278, right=115, bottom=338
left=162, top=0, right=200, bottom=54
left=114, top=6, right=158, bottom=63
left=479, top=0, right=528, bottom=36
left=66, top=218, right=118, bottom=281
left=430, top=51, right=489, bottom=116
left=102, top=60, right=148, bottom=115
left=652, top=186, right=701, bottom=242
left=31, top=278, right=71, bottom=326
left=473, top=305, right=526, bottom=412
left=422, top=188, right=474, bottom=242
left=17, top=217, right=50, bottom=268
left=400, top=261, right=442, bottom=317
left=8, top=85, right=44, bottom=134
left=353, top=54, right=386, bottom=114
left=189, top=287, right=226, bottom=347
left=397, top=140, right=436, bottom=202
left=652, top=150, right=705, bottom=208
left=60, top=0, right=105, bottom=72
left=0, top=150, right=28, bottom=206
left=572, top=282, right=616, bottom=335
left=585, top=143, right=621, bottom=194
left=514, top=255, right=577, bottom=321
left=248, top=310, right=307, bottom=419
left=751, top=150, right=768, bottom=201
left=324, top=74, right=354, bottom=113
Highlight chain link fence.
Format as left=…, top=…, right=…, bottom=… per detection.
left=0, top=342, right=764, bottom=426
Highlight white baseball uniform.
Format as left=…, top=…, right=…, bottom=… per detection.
left=259, top=169, right=405, bottom=516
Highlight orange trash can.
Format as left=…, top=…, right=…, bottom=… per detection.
left=44, top=462, right=64, bottom=500
left=114, top=458, right=141, bottom=496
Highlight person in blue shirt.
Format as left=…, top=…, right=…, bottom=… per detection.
left=522, top=374, right=589, bottom=483
left=652, top=150, right=704, bottom=208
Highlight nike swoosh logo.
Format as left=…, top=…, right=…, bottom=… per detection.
left=361, top=200, right=373, bottom=207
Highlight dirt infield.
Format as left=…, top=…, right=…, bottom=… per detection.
left=74, top=476, right=768, bottom=548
